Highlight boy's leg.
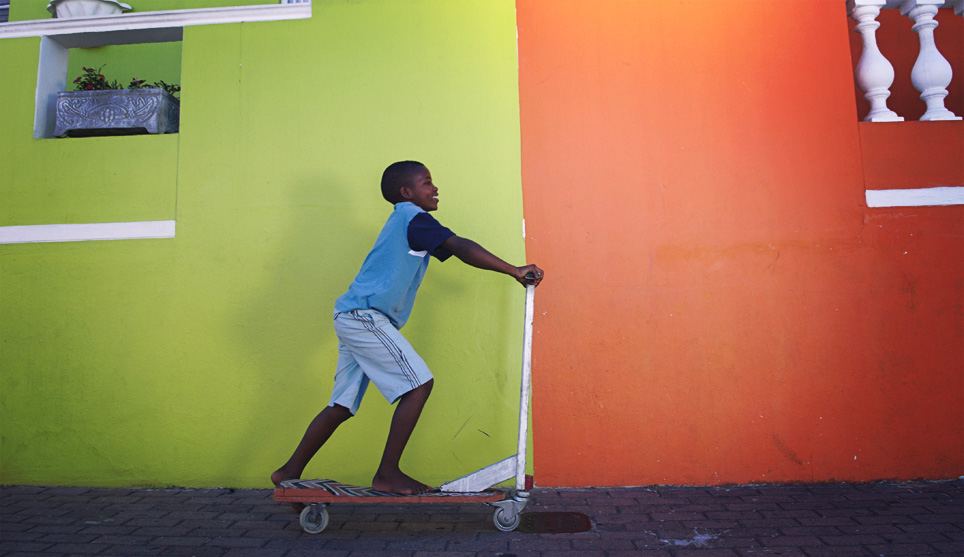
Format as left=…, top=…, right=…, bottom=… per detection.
left=372, top=379, right=434, bottom=494
left=272, top=317, right=369, bottom=487
left=331, top=309, right=436, bottom=494
left=271, top=403, right=353, bottom=486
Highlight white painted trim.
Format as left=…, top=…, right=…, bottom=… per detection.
left=34, top=36, right=67, bottom=138
left=866, top=186, right=964, bottom=207
left=0, top=220, right=175, bottom=244
left=0, top=3, right=310, bottom=41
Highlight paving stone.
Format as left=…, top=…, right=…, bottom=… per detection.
left=865, top=542, right=945, bottom=554
left=571, top=535, right=636, bottom=550
left=854, top=514, right=917, bottom=526
left=319, top=538, right=389, bottom=551
left=930, top=541, right=964, bottom=553
left=131, top=526, right=196, bottom=537
left=837, top=524, right=903, bottom=534
left=819, top=534, right=888, bottom=546
left=800, top=547, right=875, bottom=556
left=0, top=532, right=42, bottom=543
left=761, top=509, right=822, bottom=519
left=820, top=508, right=875, bottom=518
left=733, top=548, right=800, bottom=556
left=443, top=538, right=508, bottom=551
left=778, top=526, right=845, bottom=536
left=35, top=533, right=100, bottom=543
left=219, top=548, right=287, bottom=557
left=151, top=535, right=212, bottom=546
left=45, top=542, right=109, bottom=554
left=914, top=513, right=964, bottom=524
left=283, top=551, right=350, bottom=557
left=387, top=539, right=448, bottom=551
left=671, top=549, right=738, bottom=556
left=0, top=542, right=55, bottom=553
left=651, top=511, right=712, bottom=521
left=728, top=527, right=782, bottom=538
left=156, top=547, right=226, bottom=557
left=98, top=548, right=165, bottom=557
left=683, top=519, right=741, bottom=529
left=758, top=535, right=825, bottom=547
left=507, top=537, right=573, bottom=550
left=739, top=518, right=802, bottom=528
left=938, top=530, right=964, bottom=541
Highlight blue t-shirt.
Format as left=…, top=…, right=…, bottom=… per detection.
left=334, top=202, right=454, bottom=329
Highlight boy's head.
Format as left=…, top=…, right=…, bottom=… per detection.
left=381, top=161, right=438, bottom=211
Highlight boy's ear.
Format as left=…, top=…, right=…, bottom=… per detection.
left=399, top=186, right=414, bottom=200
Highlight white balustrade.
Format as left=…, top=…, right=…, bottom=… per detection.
left=900, top=0, right=962, bottom=120
left=849, top=0, right=961, bottom=121
left=849, top=0, right=904, bottom=121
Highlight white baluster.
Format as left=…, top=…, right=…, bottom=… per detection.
left=849, top=0, right=904, bottom=121
left=900, top=0, right=962, bottom=120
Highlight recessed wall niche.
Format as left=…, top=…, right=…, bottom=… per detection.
left=34, top=27, right=182, bottom=139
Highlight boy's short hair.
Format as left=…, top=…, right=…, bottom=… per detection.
left=381, top=161, right=426, bottom=204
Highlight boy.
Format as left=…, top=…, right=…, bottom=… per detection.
left=272, top=161, right=544, bottom=495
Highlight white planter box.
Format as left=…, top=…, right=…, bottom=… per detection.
left=54, top=88, right=179, bottom=137
left=47, top=0, right=132, bottom=18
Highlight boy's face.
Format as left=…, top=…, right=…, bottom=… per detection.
left=401, top=166, right=439, bottom=212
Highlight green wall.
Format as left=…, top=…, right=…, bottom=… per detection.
left=1, top=0, right=528, bottom=488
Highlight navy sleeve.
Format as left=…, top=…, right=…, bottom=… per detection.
left=408, top=212, right=455, bottom=261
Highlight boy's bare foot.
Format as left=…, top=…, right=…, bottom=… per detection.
left=271, top=467, right=305, bottom=512
left=271, top=467, right=298, bottom=487
left=372, top=470, right=433, bottom=495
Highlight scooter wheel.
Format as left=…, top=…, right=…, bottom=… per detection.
left=299, top=504, right=329, bottom=534
left=493, top=507, right=521, bottom=532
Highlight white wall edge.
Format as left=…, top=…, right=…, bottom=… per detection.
left=866, top=186, right=964, bottom=207
left=0, top=220, right=176, bottom=244
left=0, top=3, right=311, bottom=40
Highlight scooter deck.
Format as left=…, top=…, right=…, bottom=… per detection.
left=274, top=479, right=505, bottom=504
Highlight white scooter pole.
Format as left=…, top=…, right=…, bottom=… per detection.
left=514, top=283, right=535, bottom=493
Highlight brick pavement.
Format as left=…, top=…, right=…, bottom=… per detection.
left=1, top=479, right=961, bottom=556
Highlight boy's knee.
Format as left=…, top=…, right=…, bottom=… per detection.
left=405, top=379, right=433, bottom=401
left=329, top=404, right=354, bottom=421
left=419, top=378, right=434, bottom=395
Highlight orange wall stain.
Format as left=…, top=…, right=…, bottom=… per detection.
left=517, top=0, right=963, bottom=487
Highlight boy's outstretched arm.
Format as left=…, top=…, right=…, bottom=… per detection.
left=442, top=235, right=544, bottom=287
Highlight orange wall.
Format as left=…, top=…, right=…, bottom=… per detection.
left=517, top=0, right=964, bottom=486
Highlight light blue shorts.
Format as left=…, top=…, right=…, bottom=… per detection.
left=329, top=309, right=434, bottom=415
